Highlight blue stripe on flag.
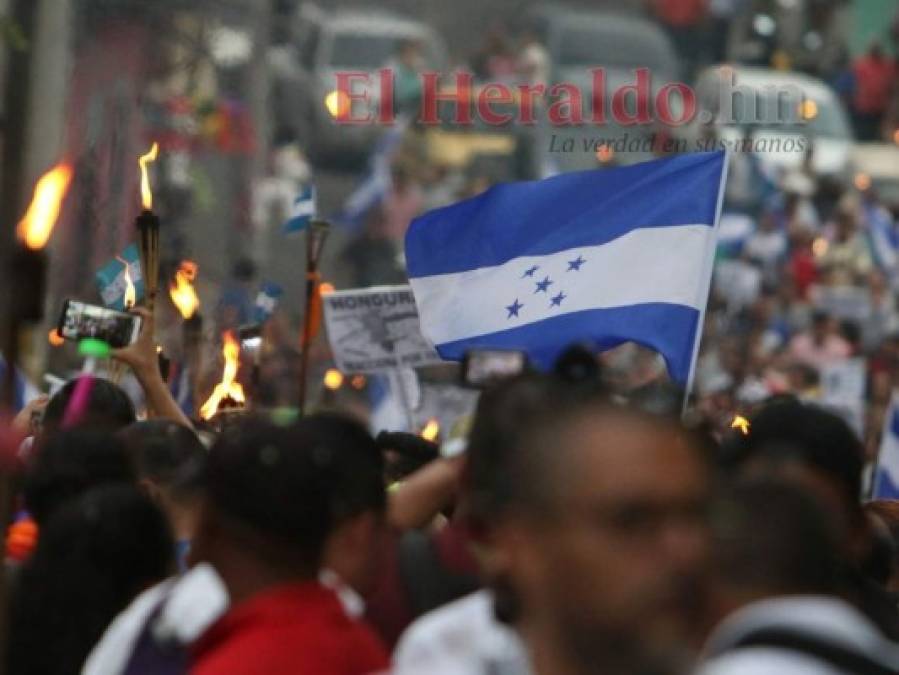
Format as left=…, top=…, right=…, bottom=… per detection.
left=874, top=398, right=899, bottom=500
left=406, top=151, right=726, bottom=277
left=434, top=303, right=699, bottom=384
left=874, top=468, right=899, bottom=500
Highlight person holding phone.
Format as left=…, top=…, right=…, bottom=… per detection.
left=110, top=307, right=192, bottom=430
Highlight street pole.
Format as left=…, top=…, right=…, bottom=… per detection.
left=0, top=4, right=39, bottom=669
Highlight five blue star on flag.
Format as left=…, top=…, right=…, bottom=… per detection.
left=506, top=298, right=523, bottom=318
left=507, top=255, right=585, bottom=319
left=534, top=276, right=553, bottom=293
left=567, top=255, right=586, bottom=271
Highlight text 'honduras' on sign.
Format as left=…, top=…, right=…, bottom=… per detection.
left=404, top=151, right=728, bottom=386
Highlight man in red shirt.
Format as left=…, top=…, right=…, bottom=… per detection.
left=190, top=417, right=389, bottom=675
left=852, top=42, right=897, bottom=141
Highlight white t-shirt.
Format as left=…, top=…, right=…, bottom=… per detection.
left=393, top=590, right=531, bottom=675
left=82, top=563, right=228, bottom=675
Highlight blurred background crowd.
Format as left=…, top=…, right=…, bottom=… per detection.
left=8, top=0, right=898, bottom=479
left=4, top=1, right=899, bottom=674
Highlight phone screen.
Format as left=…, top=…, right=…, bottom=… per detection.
left=463, top=350, right=527, bottom=387
left=57, top=300, right=142, bottom=349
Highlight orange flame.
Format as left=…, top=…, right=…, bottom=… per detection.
left=48, top=329, right=64, bottom=347
left=730, top=415, right=750, bottom=435
left=17, top=163, right=73, bottom=250
left=200, top=331, right=246, bottom=420
left=115, top=256, right=136, bottom=309
left=421, top=418, right=440, bottom=442
left=169, top=260, right=200, bottom=319
left=138, top=142, right=159, bottom=210
left=110, top=256, right=137, bottom=309
left=323, top=368, right=344, bottom=390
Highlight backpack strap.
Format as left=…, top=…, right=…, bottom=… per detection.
left=121, top=593, right=188, bottom=675
left=732, top=627, right=899, bottom=675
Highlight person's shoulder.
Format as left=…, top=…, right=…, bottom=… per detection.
left=82, top=578, right=174, bottom=675
left=698, top=647, right=844, bottom=675
left=193, top=620, right=387, bottom=675
left=403, top=589, right=494, bottom=638
left=394, top=590, right=501, bottom=667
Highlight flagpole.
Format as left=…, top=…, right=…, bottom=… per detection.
left=681, top=150, right=730, bottom=417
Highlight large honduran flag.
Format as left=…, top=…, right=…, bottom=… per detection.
left=873, top=393, right=899, bottom=499
left=405, top=151, right=728, bottom=386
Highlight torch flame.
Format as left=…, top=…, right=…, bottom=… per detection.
left=421, top=418, right=440, bottom=442
left=169, top=260, right=200, bottom=319
left=138, top=142, right=159, bottom=210
left=200, top=331, right=246, bottom=420
left=730, top=415, right=750, bottom=435
left=323, top=368, right=344, bottom=390
left=17, top=163, right=73, bottom=250
left=116, top=256, right=136, bottom=309
left=48, top=329, right=64, bottom=347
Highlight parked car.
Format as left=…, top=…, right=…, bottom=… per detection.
left=692, top=65, right=853, bottom=179
left=527, top=7, right=683, bottom=172
left=272, top=4, right=448, bottom=167
left=851, top=143, right=899, bottom=210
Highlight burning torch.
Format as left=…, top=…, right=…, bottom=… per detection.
left=200, top=331, right=247, bottom=422
left=3, top=162, right=72, bottom=408
left=136, top=143, right=160, bottom=312
left=169, top=260, right=203, bottom=414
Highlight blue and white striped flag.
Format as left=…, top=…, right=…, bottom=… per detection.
left=406, top=152, right=728, bottom=386
left=336, top=118, right=409, bottom=228
left=873, top=393, right=899, bottom=499
left=282, top=184, right=316, bottom=234
left=254, top=282, right=284, bottom=323
left=866, top=203, right=898, bottom=277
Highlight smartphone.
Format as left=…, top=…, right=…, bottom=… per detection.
left=461, top=349, right=528, bottom=388
left=57, top=300, right=142, bottom=349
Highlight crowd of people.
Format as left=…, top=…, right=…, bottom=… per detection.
left=10, top=2, right=899, bottom=673
left=8, top=331, right=899, bottom=675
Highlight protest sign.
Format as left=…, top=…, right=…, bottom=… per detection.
left=323, top=285, right=441, bottom=373
left=820, top=357, right=867, bottom=437
left=812, top=284, right=872, bottom=324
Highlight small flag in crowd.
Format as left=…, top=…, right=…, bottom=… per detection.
left=254, top=282, right=283, bottom=323
left=405, top=151, right=728, bottom=386
left=95, top=244, right=144, bottom=311
left=873, top=394, right=899, bottom=499
left=336, top=117, right=409, bottom=228
left=282, top=184, right=316, bottom=234
left=865, top=201, right=898, bottom=277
